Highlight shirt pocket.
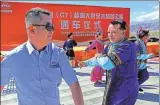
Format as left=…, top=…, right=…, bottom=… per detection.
left=50, top=60, right=60, bottom=68
left=48, top=62, right=62, bottom=83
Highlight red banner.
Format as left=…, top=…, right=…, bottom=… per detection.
left=1, top=1, right=130, bottom=50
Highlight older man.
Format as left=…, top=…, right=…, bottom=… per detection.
left=1, top=7, right=84, bottom=105
left=79, top=20, right=138, bottom=105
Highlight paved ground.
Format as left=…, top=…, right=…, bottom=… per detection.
left=1, top=58, right=159, bottom=105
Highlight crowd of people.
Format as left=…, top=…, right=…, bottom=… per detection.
left=1, top=7, right=154, bottom=105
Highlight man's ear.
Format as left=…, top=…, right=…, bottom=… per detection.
left=28, top=25, right=34, bottom=34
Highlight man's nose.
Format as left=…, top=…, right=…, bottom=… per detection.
left=108, top=33, right=112, bottom=37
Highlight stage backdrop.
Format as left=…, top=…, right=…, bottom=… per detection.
left=1, top=1, right=130, bottom=50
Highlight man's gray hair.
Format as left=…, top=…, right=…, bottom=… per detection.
left=25, top=7, right=52, bottom=28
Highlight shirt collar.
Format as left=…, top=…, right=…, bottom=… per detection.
left=26, top=41, right=50, bottom=55
left=26, top=41, right=35, bottom=55
left=45, top=43, right=50, bottom=53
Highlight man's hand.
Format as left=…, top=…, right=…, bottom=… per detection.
left=78, top=61, right=86, bottom=69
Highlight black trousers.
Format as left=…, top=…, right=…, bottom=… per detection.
left=138, top=68, right=149, bottom=85
left=66, top=50, right=75, bottom=60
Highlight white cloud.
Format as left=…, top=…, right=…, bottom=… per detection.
left=133, top=10, right=159, bottom=22
left=132, top=4, right=159, bottom=22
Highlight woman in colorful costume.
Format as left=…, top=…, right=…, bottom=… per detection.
left=84, top=30, right=107, bottom=85
left=135, top=27, right=154, bottom=92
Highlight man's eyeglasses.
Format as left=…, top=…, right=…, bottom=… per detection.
left=32, top=22, right=54, bottom=32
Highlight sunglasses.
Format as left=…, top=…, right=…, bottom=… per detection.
left=32, top=22, right=54, bottom=32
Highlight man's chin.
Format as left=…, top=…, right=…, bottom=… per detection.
left=40, top=41, right=51, bottom=46
left=47, top=38, right=52, bottom=41
left=110, top=40, right=114, bottom=42
left=47, top=36, right=52, bottom=39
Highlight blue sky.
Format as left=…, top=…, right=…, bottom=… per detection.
left=15, top=1, right=159, bottom=23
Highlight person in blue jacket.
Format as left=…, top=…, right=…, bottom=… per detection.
left=135, top=28, right=154, bottom=92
